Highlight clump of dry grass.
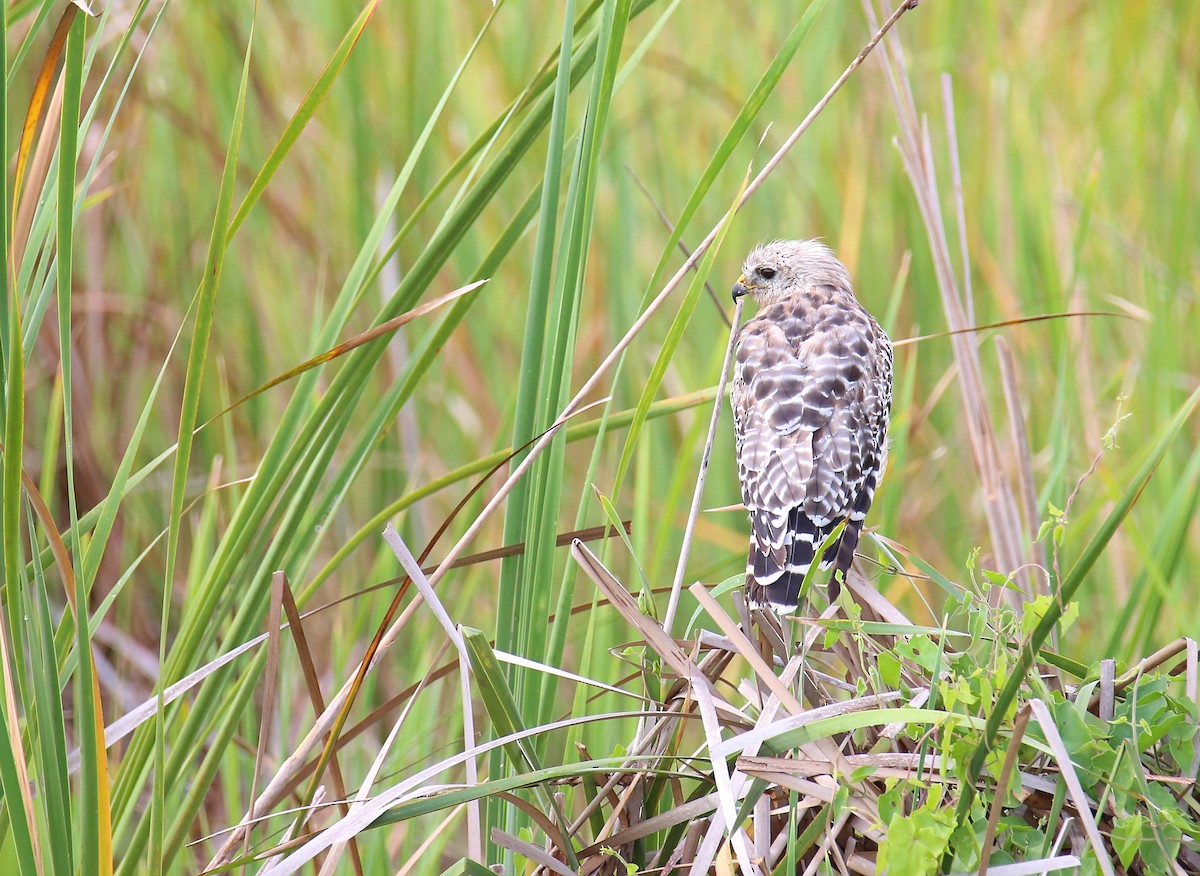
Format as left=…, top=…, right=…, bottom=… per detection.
left=512, top=549, right=1197, bottom=874
left=257, top=533, right=1190, bottom=875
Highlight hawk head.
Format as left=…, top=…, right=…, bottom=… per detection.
left=731, top=239, right=853, bottom=304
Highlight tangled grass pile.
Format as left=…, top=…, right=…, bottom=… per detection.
left=338, top=542, right=1196, bottom=875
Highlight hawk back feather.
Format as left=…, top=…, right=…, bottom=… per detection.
left=730, top=241, right=892, bottom=613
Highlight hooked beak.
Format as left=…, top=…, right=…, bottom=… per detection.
left=731, top=274, right=753, bottom=301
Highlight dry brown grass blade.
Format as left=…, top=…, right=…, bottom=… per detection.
left=689, top=583, right=803, bottom=716
left=976, top=704, right=1032, bottom=875
left=11, top=2, right=87, bottom=267
left=889, top=310, right=1132, bottom=349
left=576, top=792, right=721, bottom=861
left=741, top=752, right=933, bottom=780
left=492, top=828, right=577, bottom=876
left=209, top=573, right=363, bottom=872
left=843, top=569, right=914, bottom=626
left=571, top=542, right=759, bottom=869
left=13, top=76, right=64, bottom=277
left=571, top=540, right=716, bottom=700
left=494, top=793, right=576, bottom=869
left=279, top=569, right=412, bottom=861
left=205, top=279, right=487, bottom=425
left=277, top=575, right=364, bottom=876
left=278, top=582, right=329, bottom=747
left=382, top=524, right=482, bottom=861
left=995, top=336, right=1049, bottom=580
left=869, top=0, right=1030, bottom=604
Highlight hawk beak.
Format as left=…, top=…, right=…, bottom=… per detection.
left=732, top=274, right=752, bottom=301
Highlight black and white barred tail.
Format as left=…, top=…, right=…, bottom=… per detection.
left=744, top=509, right=863, bottom=612
left=744, top=459, right=883, bottom=612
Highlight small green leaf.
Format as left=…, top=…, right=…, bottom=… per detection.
left=878, top=789, right=956, bottom=876
left=896, top=634, right=941, bottom=673
left=849, top=764, right=877, bottom=783
left=1111, top=812, right=1143, bottom=869
left=982, top=568, right=1010, bottom=588
left=878, top=651, right=901, bottom=689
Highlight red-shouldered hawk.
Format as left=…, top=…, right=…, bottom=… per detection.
left=731, top=240, right=892, bottom=612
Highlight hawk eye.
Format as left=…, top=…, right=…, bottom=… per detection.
left=758, top=266, right=777, bottom=280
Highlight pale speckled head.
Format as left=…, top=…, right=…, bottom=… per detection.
left=731, top=239, right=853, bottom=305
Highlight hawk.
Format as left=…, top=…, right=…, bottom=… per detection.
left=730, top=240, right=892, bottom=612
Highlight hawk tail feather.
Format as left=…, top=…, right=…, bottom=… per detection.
left=746, top=510, right=846, bottom=612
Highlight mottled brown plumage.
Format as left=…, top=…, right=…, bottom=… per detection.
left=730, top=240, right=892, bottom=612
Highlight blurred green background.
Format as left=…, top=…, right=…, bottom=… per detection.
left=4, top=0, right=1198, bottom=870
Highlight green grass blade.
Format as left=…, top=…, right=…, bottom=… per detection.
left=0, top=0, right=37, bottom=868
left=496, top=0, right=581, bottom=683
left=0, top=696, right=37, bottom=875
left=26, top=517, right=70, bottom=876
left=153, top=7, right=258, bottom=870
left=528, top=0, right=633, bottom=733
left=461, top=627, right=580, bottom=870
left=641, top=0, right=828, bottom=296
left=461, top=627, right=544, bottom=776
left=370, top=756, right=651, bottom=828
left=612, top=177, right=743, bottom=496
left=225, top=0, right=382, bottom=241
left=55, top=13, right=113, bottom=875
left=1109, top=440, right=1200, bottom=657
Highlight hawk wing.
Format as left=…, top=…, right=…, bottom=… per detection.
left=733, top=303, right=889, bottom=609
